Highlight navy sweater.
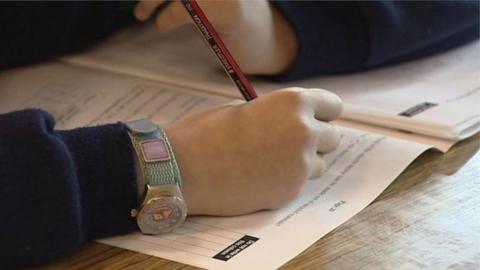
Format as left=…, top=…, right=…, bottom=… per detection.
left=0, top=1, right=478, bottom=268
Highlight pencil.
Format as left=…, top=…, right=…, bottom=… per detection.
left=180, top=0, right=258, bottom=101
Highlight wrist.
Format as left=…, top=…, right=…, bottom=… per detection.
left=163, top=125, right=204, bottom=215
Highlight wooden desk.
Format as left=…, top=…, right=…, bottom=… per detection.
left=40, top=134, right=480, bottom=270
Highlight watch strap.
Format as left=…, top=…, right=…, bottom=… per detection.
left=126, top=119, right=182, bottom=187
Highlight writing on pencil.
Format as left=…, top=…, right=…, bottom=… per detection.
left=181, top=0, right=257, bottom=101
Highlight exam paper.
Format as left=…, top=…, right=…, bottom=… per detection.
left=64, top=25, right=480, bottom=142
left=0, top=63, right=228, bottom=128
left=62, top=25, right=246, bottom=99
left=334, top=119, right=455, bottom=153
left=0, top=62, right=432, bottom=269
left=100, top=127, right=430, bottom=270
left=298, top=43, right=480, bottom=140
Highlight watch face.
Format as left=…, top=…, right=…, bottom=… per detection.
left=137, top=196, right=187, bottom=235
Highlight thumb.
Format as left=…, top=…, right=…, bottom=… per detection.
left=155, top=2, right=192, bottom=32
left=134, top=0, right=167, bottom=21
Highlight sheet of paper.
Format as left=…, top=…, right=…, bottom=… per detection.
left=100, top=127, right=431, bottom=270
left=334, top=119, right=455, bottom=153
left=63, top=24, right=480, bottom=141
left=62, top=25, right=250, bottom=99
left=0, top=63, right=228, bottom=129
left=0, top=61, right=432, bottom=269
left=298, top=44, right=480, bottom=140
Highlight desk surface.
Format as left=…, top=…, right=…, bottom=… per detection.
left=40, top=134, right=480, bottom=270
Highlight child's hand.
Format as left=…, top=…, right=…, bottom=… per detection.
left=165, top=88, right=343, bottom=216
left=134, top=0, right=298, bottom=75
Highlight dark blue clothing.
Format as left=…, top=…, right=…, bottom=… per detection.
left=0, top=110, right=138, bottom=268
left=273, top=1, right=479, bottom=79
left=0, top=1, right=478, bottom=268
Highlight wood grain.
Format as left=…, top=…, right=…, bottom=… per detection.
left=38, top=133, right=480, bottom=270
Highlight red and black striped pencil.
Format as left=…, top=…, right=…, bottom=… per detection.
left=181, top=0, right=258, bottom=101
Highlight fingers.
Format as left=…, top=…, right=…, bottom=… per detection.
left=304, top=89, right=343, bottom=121
left=155, top=2, right=191, bottom=32
left=135, top=0, right=190, bottom=32
left=288, top=88, right=343, bottom=121
left=308, top=119, right=341, bottom=180
left=309, top=155, right=326, bottom=179
left=135, top=0, right=166, bottom=21
left=295, top=88, right=340, bottom=180
left=313, top=121, right=341, bottom=153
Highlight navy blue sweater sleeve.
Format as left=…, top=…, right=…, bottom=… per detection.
left=272, top=1, right=480, bottom=80
left=0, top=1, right=135, bottom=70
left=0, top=109, right=138, bottom=269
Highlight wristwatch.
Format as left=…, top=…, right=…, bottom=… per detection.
left=126, top=119, right=187, bottom=235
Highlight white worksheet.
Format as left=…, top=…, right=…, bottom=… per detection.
left=0, top=63, right=227, bottom=129
left=0, top=62, right=432, bottom=270
left=100, top=127, right=430, bottom=270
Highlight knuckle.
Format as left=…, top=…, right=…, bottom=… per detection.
left=293, top=119, right=313, bottom=141
left=321, top=124, right=341, bottom=153
left=330, top=125, right=341, bottom=148
left=293, top=154, right=311, bottom=179
left=330, top=96, right=344, bottom=118
left=319, top=90, right=343, bottom=118
left=273, top=88, right=304, bottom=105
left=311, top=157, right=326, bottom=178
left=288, top=158, right=309, bottom=188
left=289, top=118, right=317, bottom=148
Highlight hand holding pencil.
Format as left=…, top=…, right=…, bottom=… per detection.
left=134, top=0, right=298, bottom=76
left=134, top=0, right=344, bottom=216
left=166, top=88, right=343, bottom=215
